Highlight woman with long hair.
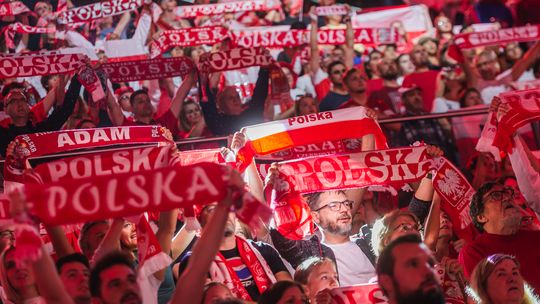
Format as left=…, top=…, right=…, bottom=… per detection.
left=0, top=247, right=44, bottom=304
left=469, top=254, right=540, bottom=304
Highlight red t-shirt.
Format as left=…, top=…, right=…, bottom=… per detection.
left=458, top=230, right=540, bottom=291
left=402, top=70, right=440, bottom=113
left=122, top=109, right=180, bottom=137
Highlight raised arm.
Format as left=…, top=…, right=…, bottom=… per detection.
left=91, top=218, right=124, bottom=264
left=511, top=41, right=540, bottom=81
left=37, top=74, right=81, bottom=131
left=309, top=10, right=321, bottom=78
left=171, top=171, right=243, bottom=304
left=44, top=225, right=75, bottom=258
left=153, top=210, right=178, bottom=281
left=105, top=86, right=126, bottom=126
left=169, top=70, right=196, bottom=118
left=343, top=11, right=354, bottom=69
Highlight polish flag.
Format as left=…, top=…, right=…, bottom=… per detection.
left=352, top=4, right=433, bottom=47
left=237, top=107, right=388, bottom=168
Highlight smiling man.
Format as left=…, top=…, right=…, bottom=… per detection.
left=270, top=190, right=377, bottom=286
left=459, top=181, right=540, bottom=291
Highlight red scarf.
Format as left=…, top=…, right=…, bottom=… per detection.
left=0, top=1, right=29, bottom=16
left=213, top=236, right=274, bottom=300
left=330, top=283, right=388, bottom=304
left=150, top=27, right=229, bottom=58
left=315, top=5, right=349, bottom=16
left=476, top=88, right=540, bottom=161
left=101, top=56, right=195, bottom=82
left=454, top=24, right=540, bottom=49
left=22, top=162, right=229, bottom=226
left=57, top=0, right=142, bottom=24
left=174, top=0, right=280, bottom=18
left=267, top=146, right=475, bottom=241
left=237, top=107, right=388, bottom=171
left=199, top=47, right=274, bottom=73
left=0, top=52, right=86, bottom=78
left=3, top=22, right=56, bottom=34
left=4, top=126, right=171, bottom=183
left=231, top=28, right=398, bottom=48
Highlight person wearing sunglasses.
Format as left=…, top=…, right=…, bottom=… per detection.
left=460, top=182, right=540, bottom=292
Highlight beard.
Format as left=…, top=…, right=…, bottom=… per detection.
left=381, top=71, right=399, bottom=81
left=74, top=296, right=92, bottom=304
left=320, top=217, right=352, bottom=236
left=120, top=291, right=142, bottom=304
left=393, top=277, right=445, bottom=304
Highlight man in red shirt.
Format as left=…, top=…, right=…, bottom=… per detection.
left=459, top=181, right=540, bottom=291
left=402, top=44, right=440, bottom=113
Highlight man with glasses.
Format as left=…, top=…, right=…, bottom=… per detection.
left=270, top=189, right=377, bottom=286
left=462, top=41, right=540, bottom=104
left=459, top=181, right=540, bottom=291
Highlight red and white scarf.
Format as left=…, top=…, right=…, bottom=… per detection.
left=231, top=27, right=399, bottom=48
left=174, top=0, right=280, bottom=18
left=330, top=283, right=388, bottom=304
left=101, top=56, right=195, bottom=82
left=150, top=27, right=229, bottom=58
left=21, top=162, right=230, bottom=226
left=0, top=1, right=29, bottom=16
left=3, top=22, right=56, bottom=34
left=453, top=24, right=540, bottom=49
left=4, top=126, right=172, bottom=184
left=476, top=88, right=540, bottom=161
left=135, top=214, right=172, bottom=279
left=267, top=146, right=475, bottom=241
left=210, top=236, right=276, bottom=300
left=0, top=52, right=86, bottom=78
left=57, top=0, right=143, bottom=24
left=198, top=47, right=274, bottom=73
left=315, top=5, right=349, bottom=16
left=237, top=107, right=388, bottom=171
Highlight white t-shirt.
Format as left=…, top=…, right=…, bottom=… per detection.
left=478, top=69, right=513, bottom=104
left=432, top=97, right=461, bottom=113
left=323, top=241, right=376, bottom=286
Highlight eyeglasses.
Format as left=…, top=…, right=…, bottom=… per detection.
left=313, top=200, right=353, bottom=212
left=392, top=223, right=420, bottom=233
left=484, top=187, right=515, bottom=202
left=0, top=230, right=15, bottom=240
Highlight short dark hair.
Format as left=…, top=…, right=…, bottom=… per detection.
left=40, top=75, right=53, bottom=91
left=304, top=190, right=346, bottom=210
left=129, top=89, right=149, bottom=106
left=258, top=281, right=305, bottom=304
left=90, top=251, right=134, bottom=298
left=376, top=233, right=423, bottom=278
left=327, top=61, right=345, bottom=74
left=1, top=82, right=25, bottom=98
left=56, top=253, right=90, bottom=273
left=470, top=182, right=499, bottom=233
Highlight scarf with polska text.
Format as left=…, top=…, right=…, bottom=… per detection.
left=57, top=0, right=143, bottom=24
left=150, top=27, right=229, bottom=58
left=237, top=107, right=388, bottom=172
left=2, top=22, right=56, bottom=34
left=266, top=146, right=475, bottom=241
left=210, top=236, right=276, bottom=300
left=448, top=24, right=540, bottom=63
left=4, top=126, right=172, bottom=184
left=198, top=47, right=275, bottom=73
left=230, top=27, right=399, bottom=48
left=453, top=24, right=540, bottom=49
left=174, top=0, right=280, bottom=18
left=476, top=88, right=540, bottom=161
left=0, top=52, right=104, bottom=101
left=102, top=56, right=195, bottom=82
left=315, top=5, right=349, bottom=16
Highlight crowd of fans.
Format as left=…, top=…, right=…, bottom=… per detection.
left=1, top=0, right=540, bottom=303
